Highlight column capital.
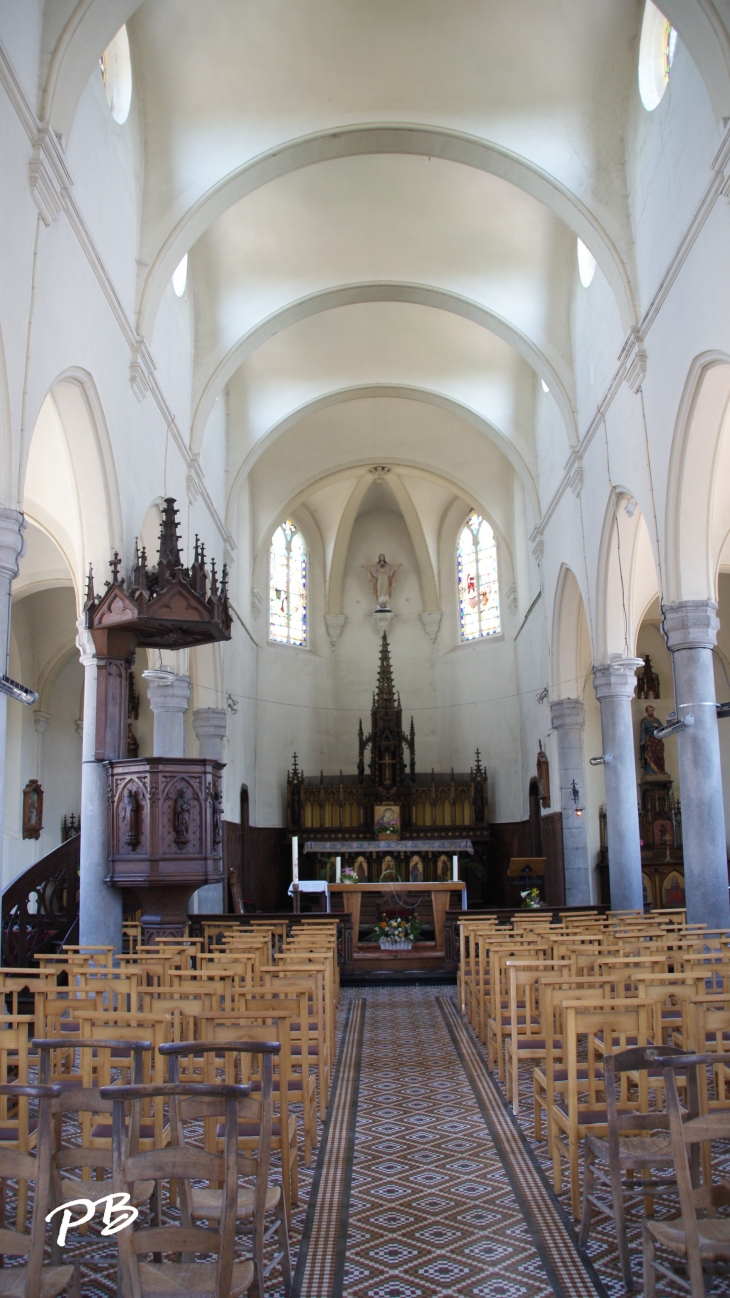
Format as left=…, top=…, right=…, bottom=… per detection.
left=593, top=657, right=644, bottom=701
left=75, top=621, right=96, bottom=668
left=550, top=697, right=585, bottom=730
left=33, top=710, right=50, bottom=734
left=142, top=671, right=191, bottom=713
left=192, top=708, right=227, bottom=741
left=663, top=600, right=719, bottom=651
left=0, top=509, right=25, bottom=583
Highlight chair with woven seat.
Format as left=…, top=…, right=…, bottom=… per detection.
left=551, top=999, right=653, bottom=1218
left=579, top=1044, right=689, bottom=1292
left=34, top=1036, right=157, bottom=1249
left=101, top=1080, right=256, bottom=1298
left=0, top=1082, right=80, bottom=1297
left=196, top=1013, right=299, bottom=1225
left=161, top=1039, right=291, bottom=1297
left=643, top=1051, right=730, bottom=1297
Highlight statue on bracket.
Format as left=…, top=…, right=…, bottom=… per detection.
left=363, top=554, right=401, bottom=610
left=640, top=704, right=666, bottom=776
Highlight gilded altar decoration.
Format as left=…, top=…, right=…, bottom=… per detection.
left=22, top=780, right=43, bottom=840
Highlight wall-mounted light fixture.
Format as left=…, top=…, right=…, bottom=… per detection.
left=571, top=779, right=583, bottom=817
left=589, top=754, right=613, bottom=766
left=655, top=712, right=694, bottom=739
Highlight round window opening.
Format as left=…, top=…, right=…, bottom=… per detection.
left=638, top=1, right=678, bottom=111
left=100, top=25, right=132, bottom=125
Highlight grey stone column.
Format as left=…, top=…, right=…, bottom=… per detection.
left=0, top=510, right=25, bottom=888
left=192, top=708, right=227, bottom=760
left=191, top=708, right=227, bottom=914
left=593, top=658, right=644, bottom=912
left=550, top=698, right=592, bottom=906
left=77, top=624, right=123, bottom=950
left=663, top=601, right=730, bottom=928
left=142, top=671, right=191, bottom=757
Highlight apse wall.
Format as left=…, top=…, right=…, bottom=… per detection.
left=252, top=501, right=524, bottom=827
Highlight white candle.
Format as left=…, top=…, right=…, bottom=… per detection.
left=292, top=836, right=299, bottom=885
left=452, top=854, right=459, bottom=881
left=336, top=855, right=341, bottom=882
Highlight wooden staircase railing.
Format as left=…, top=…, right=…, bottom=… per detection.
left=1, top=835, right=80, bottom=966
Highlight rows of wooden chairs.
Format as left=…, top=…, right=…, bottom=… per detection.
left=0, top=915, right=341, bottom=1297
left=459, top=907, right=730, bottom=1294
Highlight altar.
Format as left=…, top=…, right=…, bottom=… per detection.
left=288, top=879, right=467, bottom=944
left=285, top=633, right=490, bottom=974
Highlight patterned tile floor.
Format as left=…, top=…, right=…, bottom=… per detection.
left=295, top=987, right=606, bottom=1298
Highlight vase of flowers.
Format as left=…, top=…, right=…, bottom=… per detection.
left=520, top=887, right=545, bottom=909
left=371, top=915, right=422, bottom=949
left=341, top=865, right=359, bottom=884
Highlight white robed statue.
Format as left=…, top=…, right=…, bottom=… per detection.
left=364, top=554, right=401, bottom=609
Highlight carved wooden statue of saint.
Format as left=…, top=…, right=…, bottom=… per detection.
left=536, top=740, right=551, bottom=808
left=640, top=704, right=666, bottom=775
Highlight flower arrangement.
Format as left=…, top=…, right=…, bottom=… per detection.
left=520, top=887, right=545, bottom=909
left=371, top=914, right=422, bottom=949
left=341, top=865, right=359, bottom=884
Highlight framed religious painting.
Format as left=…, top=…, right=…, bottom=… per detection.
left=374, top=804, right=400, bottom=840
left=662, top=870, right=685, bottom=909
left=22, top=779, right=43, bottom=840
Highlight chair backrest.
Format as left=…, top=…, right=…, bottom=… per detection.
left=0, top=1082, right=60, bottom=1287
left=657, top=1051, right=730, bottom=1293
left=101, top=1081, right=248, bottom=1298
left=34, top=1037, right=151, bottom=1184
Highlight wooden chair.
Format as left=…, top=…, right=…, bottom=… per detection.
left=579, top=1044, right=687, bottom=1292
left=101, top=1080, right=256, bottom=1298
left=0, top=1082, right=80, bottom=1296
left=162, top=1040, right=291, bottom=1297
left=503, top=961, right=572, bottom=1112
left=240, top=990, right=318, bottom=1164
left=36, top=1038, right=157, bottom=1262
left=551, top=999, right=652, bottom=1218
left=197, top=1013, right=299, bottom=1225
left=643, top=1051, right=730, bottom=1297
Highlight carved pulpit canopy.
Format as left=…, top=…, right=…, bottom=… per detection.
left=85, top=498, right=231, bottom=650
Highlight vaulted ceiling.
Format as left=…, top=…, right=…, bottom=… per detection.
left=40, top=0, right=729, bottom=563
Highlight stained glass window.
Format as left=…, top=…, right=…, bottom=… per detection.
left=457, top=512, right=501, bottom=642
left=269, top=520, right=307, bottom=646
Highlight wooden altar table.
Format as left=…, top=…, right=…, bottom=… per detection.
left=327, top=881, right=466, bottom=952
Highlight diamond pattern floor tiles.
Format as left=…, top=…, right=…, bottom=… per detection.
left=294, top=986, right=606, bottom=1298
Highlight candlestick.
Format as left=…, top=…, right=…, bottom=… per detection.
left=335, top=855, right=341, bottom=882
left=452, top=854, right=459, bottom=881
left=292, top=836, right=299, bottom=885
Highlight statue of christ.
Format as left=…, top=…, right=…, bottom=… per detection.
left=364, top=554, right=401, bottom=609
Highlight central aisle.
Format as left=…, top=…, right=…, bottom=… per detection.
left=293, top=987, right=608, bottom=1298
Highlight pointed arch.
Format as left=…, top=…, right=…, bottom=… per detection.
left=594, top=489, right=661, bottom=661
left=21, top=370, right=123, bottom=600
left=551, top=565, right=593, bottom=699
left=665, top=351, right=730, bottom=602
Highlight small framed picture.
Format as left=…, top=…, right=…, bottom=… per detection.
left=374, top=804, right=400, bottom=840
